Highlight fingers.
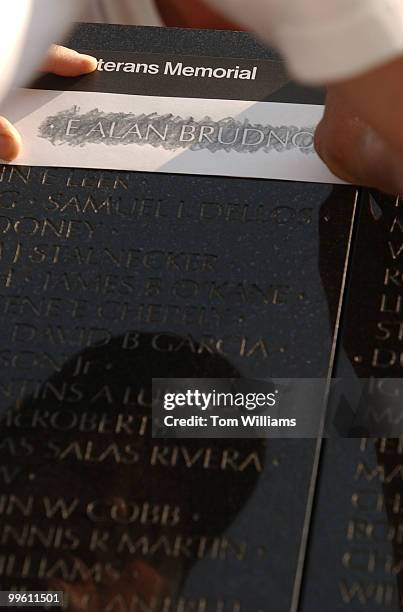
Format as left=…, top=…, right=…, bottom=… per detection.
left=317, top=54, right=403, bottom=194
left=42, top=45, right=98, bottom=77
left=315, top=89, right=403, bottom=195
left=331, top=55, right=403, bottom=159
left=0, top=116, right=22, bottom=161
left=0, top=47, right=97, bottom=162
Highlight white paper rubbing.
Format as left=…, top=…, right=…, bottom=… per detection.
left=2, top=88, right=343, bottom=184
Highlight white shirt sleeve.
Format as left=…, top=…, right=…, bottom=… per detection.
left=0, top=1, right=83, bottom=105
left=206, top=0, right=403, bottom=84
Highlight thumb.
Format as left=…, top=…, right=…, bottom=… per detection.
left=315, top=90, right=403, bottom=195
left=0, top=116, right=22, bottom=161
left=0, top=46, right=98, bottom=161
left=41, top=45, right=98, bottom=77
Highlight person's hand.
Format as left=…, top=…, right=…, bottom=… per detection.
left=0, top=45, right=97, bottom=161
left=315, top=55, right=403, bottom=195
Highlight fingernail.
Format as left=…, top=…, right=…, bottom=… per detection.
left=0, top=119, right=21, bottom=161
left=76, top=53, right=98, bottom=73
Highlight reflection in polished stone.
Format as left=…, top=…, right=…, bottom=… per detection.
left=0, top=170, right=356, bottom=610
left=1, top=333, right=264, bottom=609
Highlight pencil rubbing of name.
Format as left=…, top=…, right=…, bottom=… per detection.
left=38, top=107, right=315, bottom=154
